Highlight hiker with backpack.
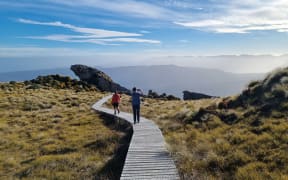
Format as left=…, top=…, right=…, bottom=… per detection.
left=131, top=87, right=143, bottom=124
left=112, top=90, right=121, bottom=115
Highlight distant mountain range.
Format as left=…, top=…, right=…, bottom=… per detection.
left=0, top=65, right=265, bottom=97
left=100, top=65, right=264, bottom=97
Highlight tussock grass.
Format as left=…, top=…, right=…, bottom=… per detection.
left=0, top=82, right=130, bottom=179
left=103, top=68, right=288, bottom=179
left=117, top=92, right=288, bottom=179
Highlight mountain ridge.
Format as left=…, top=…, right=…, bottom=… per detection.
left=99, top=65, right=264, bottom=97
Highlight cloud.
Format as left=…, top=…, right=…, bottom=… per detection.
left=174, top=0, right=288, bottom=33
left=99, top=38, right=160, bottom=44
left=45, top=0, right=179, bottom=19
left=18, top=18, right=141, bottom=38
left=7, top=0, right=288, bottom=35
left=18, top=18, right=160, bottom=45
left=140, top=30, right=150, bottom=34
left=24, top=35, right=109, bottom=45
left=179, top=40, right=190, bottom=43
left=25, top=35, right=160, bottom=45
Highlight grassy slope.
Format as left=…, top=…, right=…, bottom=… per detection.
left=117, top=90, right=288, bottom=179
left=0, top=82, right=129, bottom=179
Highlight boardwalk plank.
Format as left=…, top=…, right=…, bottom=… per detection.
left=92, top=95, right=179, bottom=180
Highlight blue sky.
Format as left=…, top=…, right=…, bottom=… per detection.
left=1, top=0, right=288, bottom=72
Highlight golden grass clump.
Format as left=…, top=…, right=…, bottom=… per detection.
left=117, top=92, right=288, bottom=179
left=0, top=82, right=128, bottom=179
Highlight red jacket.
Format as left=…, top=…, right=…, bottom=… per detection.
left=112, top=93, right=121, bottom=103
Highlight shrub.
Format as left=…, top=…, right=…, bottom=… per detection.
left=206, top=152, right=225, bottom=172
left=206, top=115, right=223, bottom=129
left=26, top=84, right=41, bottom=90
left=263, top=67, right=288, bottom=90
left=213, top=140, right=231, bottom=156
left=280, top=76, right=288, bottom=84
left=70, top=100, right=80, bottom=107
left=9, top=81, right=17, bottom=85
left=229, top=131, right=251, bottom=145
left=193, top=143, right=211, bottom=160
left=272, top=85, right=287, bottom=98
left=235, top=162, right=273, bottom=180
left=248, top=80, right=260, bottom=88
left=166, top=122, right=182, bottom=131
left=22, top=102, right=40, bottom=111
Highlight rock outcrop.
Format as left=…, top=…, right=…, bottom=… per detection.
left=26, top=74, right=97, bottom=91
left=183, top=90, right=217, bottom=100
left=71, top=64, right=129, bottom=92
left=147, top=90, right=180, bottom=100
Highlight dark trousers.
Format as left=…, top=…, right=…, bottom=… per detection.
left=132, top=104, right=140, bottom=123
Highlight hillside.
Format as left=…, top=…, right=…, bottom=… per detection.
left=0, top=76, right=132, bottom=179
left=117, top=67, right=288, bottom=179
left=1, top=67, right=287, bottom=179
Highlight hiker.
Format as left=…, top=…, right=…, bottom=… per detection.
left=131, top=87, right=143, bottom=124
left=112, top=90, right=121, bottom=115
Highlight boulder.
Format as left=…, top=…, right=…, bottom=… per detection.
left=71, top=64, right=129, bottom=93
left=147, top=89, right=180, bottom=100
left=183, top=90, right=217, bottom=100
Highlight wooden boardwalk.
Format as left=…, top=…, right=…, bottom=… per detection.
left=92, top=95, right=179, bottom=180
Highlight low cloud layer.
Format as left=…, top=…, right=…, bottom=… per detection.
left=1, top=47, right=287, bottom=74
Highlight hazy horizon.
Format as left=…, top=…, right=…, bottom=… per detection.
left=0, top=62, right=266, bottom=74
left=1, top=54, right=287, bottom=74
left=0, top=65, right=265, bottom=97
